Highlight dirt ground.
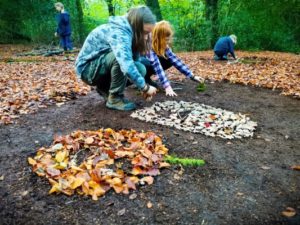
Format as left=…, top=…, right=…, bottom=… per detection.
left=0, top=76, right=299, bottom=225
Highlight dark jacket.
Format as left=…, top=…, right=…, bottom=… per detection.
left=56, top=11, right=71, bottom=36
left=214, top=36, right=235, bottom=59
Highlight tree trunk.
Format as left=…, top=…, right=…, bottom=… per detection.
left=106, top=0, right=115, bottom=16
left=75, top=0, right=85, bottom=44
left=205, top=0, right=218, bottom=47
left=145, top=0, right=163, bottom=21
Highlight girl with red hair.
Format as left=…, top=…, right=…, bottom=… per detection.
left=144, top=20, right=204, bottom=97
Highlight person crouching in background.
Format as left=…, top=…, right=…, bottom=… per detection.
left=213, top=34, right=237, bottom=60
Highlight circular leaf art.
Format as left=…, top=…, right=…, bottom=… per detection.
left=28, top=129, right=170, bottom=200
left=131, top=101, right=257, bottom=139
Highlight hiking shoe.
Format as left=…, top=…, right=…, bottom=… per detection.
left=96, top=87, right=108, bottom=101
left=106, top=95, right=136, bottom=111
left=118, top=94, right=131, bottom=104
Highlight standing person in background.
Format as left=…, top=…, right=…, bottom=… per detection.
left=54, top=2, right=73, bottom=51
left=213, top=35, right=237, bottom=60
left=75, top=6, right=157, bottom=111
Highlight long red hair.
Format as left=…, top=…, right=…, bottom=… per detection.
left=152, top=21, right=173, bottom=58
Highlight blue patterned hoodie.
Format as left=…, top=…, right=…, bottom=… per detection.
left=75, top=16, right=146, bottom=89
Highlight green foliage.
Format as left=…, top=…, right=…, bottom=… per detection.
left=160, top=0, right=209, bottom=51
left=197, top=83, right=206, bottom=92
left=217, top=0, right=300, bottom=53
left=0, top=0, right=298, bottom=52
left=164, top=155, right=205, bottom=167
left=83, top=1, right=109, bottom=32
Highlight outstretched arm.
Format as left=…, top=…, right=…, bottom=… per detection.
left=165, top=48, right=193, bottom=78
left=228, top=39, right=236, bottom=59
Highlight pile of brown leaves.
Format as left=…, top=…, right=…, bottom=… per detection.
left=28, top=128, right=170, bottom=200
left=169, top=51, right=300, bottom=98
left=0, top=54, right=90, bottom=124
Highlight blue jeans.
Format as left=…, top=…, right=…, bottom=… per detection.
left=214, top=51, right=228, bottom=60
left=60, top=35, right=73, bottom=51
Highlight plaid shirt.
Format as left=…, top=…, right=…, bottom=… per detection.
left=147, top=47, right=193, bottom=88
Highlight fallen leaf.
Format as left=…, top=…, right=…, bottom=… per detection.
left=117, top=208, right=126, bottom=216
left=51, top=143, right=64, bottom=152
left=55, top=150, right=68, bottom=163
left=147, top=201, right=153, bottom=208
left=204, top=122, right=211, bottom=128
left=282, top=207, right=296, bottom=217
left=145, top=168, right=160, bottom=176
left=69, top=177, right=85, bottom=190
left=129, top=193, right=137, bottom=200
left=159, top=162, right=171, bottom=168
left=140, top=176, right=154, bottom=185
left=173, top=174, right=181, bottom=180
left=125, top=177, right=137, bottom=190
left=115, top=150, right=135, bottom=158
left=132, top=166, right=143, bottom=175
left=85, top=137, right=94, bottom=145
left=28, top=157, right=37, bottom=165
left=46, top=167, right=61, bottom=176
left=56, top=102, right=64, bottom=107
left=21, top=190, right=29, bottom=196
left=291, top=165, right=300, bottom=171
left=209, top=114, right=216, bottom=120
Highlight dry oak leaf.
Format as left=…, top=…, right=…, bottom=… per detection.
left=282, top=207, right=296, bottom=217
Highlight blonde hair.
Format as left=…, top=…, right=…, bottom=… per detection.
left=54, top=2, right=64, bottom=9
left=152, top=20, right=173, bottom=58
left=230, top=34, right=237, bottom=44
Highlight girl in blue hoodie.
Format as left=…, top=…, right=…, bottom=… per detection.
left=75, top=6, right=157, bottom=111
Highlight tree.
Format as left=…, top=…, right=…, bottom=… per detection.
left=106, top=0, right=115, bottom=16
left=205, top=0, right=218, bottom=47
left=75, top=0, right=85, bottom=43
left=145, top=0, right=163, bottom=21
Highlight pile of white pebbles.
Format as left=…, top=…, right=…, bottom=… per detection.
left=131, top=101, right=257, bottom=139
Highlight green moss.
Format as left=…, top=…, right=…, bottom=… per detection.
left=197, top=83, right=206, bottom=92
left=164, top=155, right=205, bottom=167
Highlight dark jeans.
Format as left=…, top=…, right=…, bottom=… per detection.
left=214, top=51, right=228, bottom=60
left=140, top=56, right=173, bottom=84
left=60, top=35, right=73, bottom=51
left=81, top=52, right=146, bottom=96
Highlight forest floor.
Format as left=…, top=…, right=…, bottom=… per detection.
left=0, top=45, right=299, bottom=225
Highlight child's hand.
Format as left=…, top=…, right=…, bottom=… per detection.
left=142, top=85, right=157, bottom=101
left=190, top=75, right=204, bottom=83
left=165, top=86, right=177, bottom=97
left=147, top=85, right=157, bottom=96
